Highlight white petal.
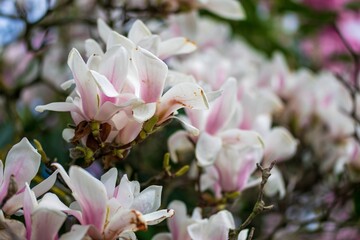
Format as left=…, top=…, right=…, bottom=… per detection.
left=59, top=225, right=90, bottom=240
left=107, top=31, right=135, bottom=51
left=131, top=185, right=162, bottom=214
left=60, top=79, right=75, bottom=90
left=196, top=132, right=222, bottom=167
left=35, top=102, right=77, bottom=113
left=264, top=127, right=298, bottom=162
left=263, top=166, right=286, bottom=199
left=203, top=0, right=245, bottom=20
left=32, top=170, right=59, bottom=198
left=100, top=168, right=118, bottom=199
left=158, top=37, right=196, bottom=60
left=169, top=116, right=200, bottom=136
left=132, top=102, right=157, bottom=123
left=128, top=20, right=152, bottom=44
left=90, top=70, right=119, bottom=97
left=167, top=130, right=194, bottom=163
left=152, top=233, right=172, bottom=240
left=97, top=19, right=113, bottom=43
left=157, top=82, right=209, bottom=124
left=238, top=229, right=249, bottom=240
left=85, top=39, right=104, bottom=57
left=62, top=128, right=75, bottom=142
left=143, top=209, right=175, bottom=225
left=115, top=174, right=135, bottom=208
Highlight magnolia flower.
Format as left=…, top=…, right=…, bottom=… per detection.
left=49, top=164, right=174, bottom=240
left=153, top=200, right=249, bottom=240
left=0, top=138, right=58, bottom=215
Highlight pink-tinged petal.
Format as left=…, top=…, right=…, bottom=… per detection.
left=158, top=37, right=196, bottom=60
left=205, top=78, right=237, bottom=135
left=99, top=46, right=128, bottom=91
left=203, top=0, right=245, bottom=20
left=152, top=233, right=172, bottom=240
left=100, top=168, right=118, bottom=198
left=85, top=39, right=104, bottom=57
left=30, top=207, right=66, bottom=240
left=60, top=225, right=102, bottom=240
left=0, top=138, right=40, bottom=203
left=143, top=209, right=175, bottom=225
left=119, top=231, right=137, bottom=240
left=97, top=19, right=112, bottom=43
left=264, top=127, right=298, bottom=163
left=131, top=186, right=162, bottom=214
left=0, top=161, right=3, bottom=186
left=133, top=47, right=168, bottom=103
left=68, top=48, right=98, bottom=118
left=219, top=129, right=264, bottom=148
left=104, top=209, right=147, bottom=240
left=133, top=102, right=157, bottom=123
left=52, top=163, right=72, bottom=188
left=23, top=184, right=37, bottom=239
left=167, top=130, right=194, bottom=163
left=69, top=166, right=107, bottom=231
left=115, top=120, right=143, bottom=145
left=89, top=70, right=119, bottom=97
left=157, top=83, right=209, bottom=124
left=168, top=200, right=193, bottom=240
left=128, top=20, right=152, bottom=44
left=107, top=31, right=135, bottom=51
left=196, top=132, right=222, bottom=167
left=94, top=99, right=139, bottom=122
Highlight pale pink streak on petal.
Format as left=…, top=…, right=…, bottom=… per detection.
left=30, top=207, right=66, bottom=240
left=205, top=78, right=237, bottom=135
left=69, top=166, right=107, bottom=232
left=133, top=47, right=168, bottom=103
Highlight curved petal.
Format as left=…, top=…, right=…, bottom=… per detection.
left=133, top=47, right=168, bottom=103
left=167, top=130, right=194, bottom=163
left=205, top=78, right=237, bottom=135
left=158, top=37, right=196, bottom=60
left=89, top=70, right=119, bottom=97
left=107, top=31, right=135, bottom=51
left=97, top=19, right=113, bottom=43
left=131, top=186, right=162, bottom=214
left=143, top=209, right=175, bottom=225
left=152, top=233, right=172, bottom=240
left=85, top=39, right=104, bottom=57
left=31, top=207, right=67, bottom=240
left=100, top=168, right=118, bottom=199
left=69, top=166, right=108, bottom=232
left=264, top=127, right=298, bottom=163
left=203, top=0, right=245, bottom=20
left=23, top=184, right=37, bottom=239
left=128, top=20, right=152, bottom=44
left=1, top=138, right=40, bottom=202
left=195, top=132, right=222, bottom=167
left=99, top=45, right=128, bottom=91
left=35, top=102, right=78, bottom=113
left=104, top=209, right=147, bottom=240
left=157, top=82, right=209, bottom=124
left=133, top=102, right=157, bottom=123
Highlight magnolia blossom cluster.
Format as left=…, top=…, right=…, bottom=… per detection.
left=36, top=18, right=211, bottom=165
left=0, top=138, right=173, bottom=240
